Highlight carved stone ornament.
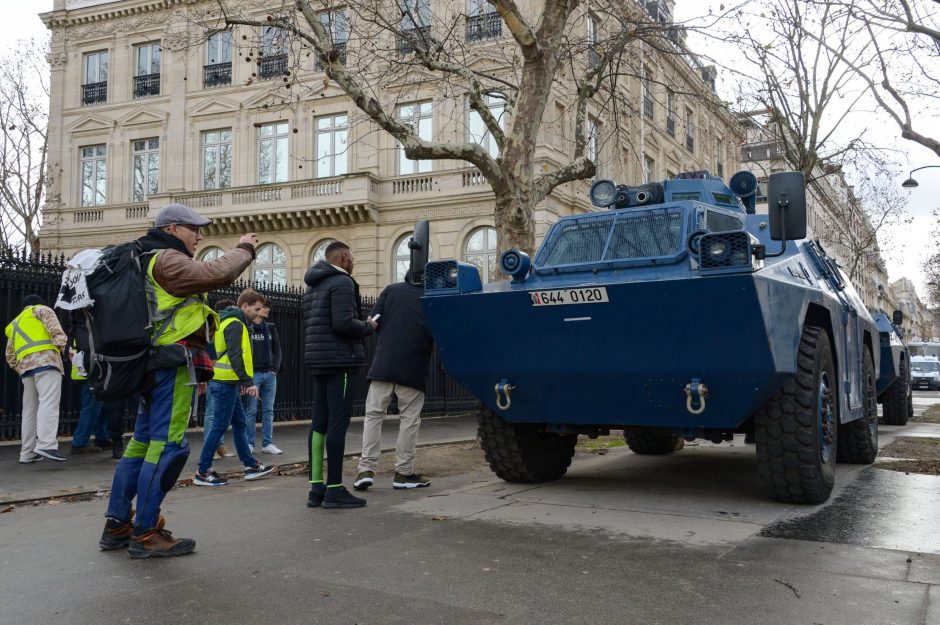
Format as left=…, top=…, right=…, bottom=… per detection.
left=47, top=51, right=68, bottom=68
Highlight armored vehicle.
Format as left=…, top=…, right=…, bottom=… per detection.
left=422, top=170, right=880, bottom=504
left=871, top=311, right=913, bottom=424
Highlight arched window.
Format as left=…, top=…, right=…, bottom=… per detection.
left=391, top=233, right=433, bottom=283
left=253, top=243, right=287, bottom=286
left=310, top=238, right=336, bottom=266
left=198, top=246, right=224, bottom=262
left=463, top=226, right=498, bottom=282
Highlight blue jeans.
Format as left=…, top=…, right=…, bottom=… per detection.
left=198, top=381, right=256, bottom=474
left=72, top=383, right=109, bottom=447
left=242, top=370, right=277, bottom=448
left=202, top=388, right=227, bottom=447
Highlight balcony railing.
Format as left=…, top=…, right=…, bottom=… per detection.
left=259, top=54, right=288, bottom=79
left=666, top=117, right=675, bottom=137
left=466, top=12, right=501, bottom=41
left=686, top=134, right=694, bottom=152
left=204, top=63, right=232, bottom=88
left=315, top=42, right=347, bottom=71
left=399, top=25, right=431, bottom=56
left=133, top=73, right=160, bottom=98
left=643, top=97, right=654, bottom=119
left=81, top=81, right=107, bottom=106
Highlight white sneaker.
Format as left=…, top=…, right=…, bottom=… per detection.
left=262, top=443, right=283, bottom=455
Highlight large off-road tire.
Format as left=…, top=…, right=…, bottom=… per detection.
left=837, top=346, right=878, bottom=464
left=755, top=325, right=837, bottom=504
left=623, top=427, right=685, bottom=455
left=881, top=359, right=910, bottom=425
left=477, top=406, right=576, bottom=483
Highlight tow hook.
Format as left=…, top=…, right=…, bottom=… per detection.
left=684, top=378, right=709, bottom=415
left=495, top=379, right=515, bottom=411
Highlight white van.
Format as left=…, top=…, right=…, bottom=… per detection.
left=911, top=356, right=940, bottom=390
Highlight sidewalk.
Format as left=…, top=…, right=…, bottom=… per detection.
left=0, top=413, right=478, bottom=504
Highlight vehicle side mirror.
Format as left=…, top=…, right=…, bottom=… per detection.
left=892, top=310, right=904, bottom=326
left=768, top=172, right=807, bottom=241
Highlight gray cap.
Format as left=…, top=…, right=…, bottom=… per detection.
left=154, top=203, right=212, bottom=228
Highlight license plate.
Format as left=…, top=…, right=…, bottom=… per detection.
left=529, top=287, right=609, bottom=307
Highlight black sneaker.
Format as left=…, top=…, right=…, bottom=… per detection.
left=244, top=464, right=275, bottom=481
left=193, top=470, right=228, bottom=486
left=353, top=471, right=375, bottom=491
left=306, top=483, right=327, bottom=507
left=393, top=473, right=431, bottom=489
left=34, top=449, right=67, bottom=462
left=322, top=485, right=366, bottom=509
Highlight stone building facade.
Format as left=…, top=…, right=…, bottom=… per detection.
left=39, top=0, right=740, bottom=295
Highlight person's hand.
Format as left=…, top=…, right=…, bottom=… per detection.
left=239, top=233, right=259, bottom=246
left=197, top=382, right=207, bottom=396
left=243, top=385, right=259, bottom=398
left=367, top=317, right=378, bottom=330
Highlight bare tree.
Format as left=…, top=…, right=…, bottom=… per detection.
left=186, top=0, right=712, bottom=256
left=0, top=38, right=49, bottom=254
left=926, top=209, right=940, bottom=308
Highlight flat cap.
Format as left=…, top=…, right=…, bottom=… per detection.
left=154, top=203, right=212, bottom=228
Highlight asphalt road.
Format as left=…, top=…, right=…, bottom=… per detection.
left=1, top=394, right=938, bottom=625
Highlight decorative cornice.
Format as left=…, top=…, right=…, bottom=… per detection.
left=41, top=0, right=191, bottom=30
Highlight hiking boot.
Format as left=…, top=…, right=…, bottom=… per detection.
left=128, top=527, right=195, bottom=559
left=18, top=452, right=43, bottom=464
left=393, top=473, right=431, bottom=489
left=306, top=483, right=327, bottom=508
left=216, top=445, right=234, bottom=458
left=353, top=471, right=375, bottom=491
left=244, top=464, right=275, bottom=481
left=35, top=449, right=67, bottom=462
left=99, top=514, right=165, bottom=551
left=322, top=486, right=366, bottom=509
left=261, top=443, right=283, bottom=455
left=193, top=470, right=228, bottom=486
left=71, top=445, right=102, bottom=454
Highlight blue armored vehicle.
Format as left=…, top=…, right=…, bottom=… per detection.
left=871, top=311, right=913, bottom=424
left=422, top=170, right=881, bottom=504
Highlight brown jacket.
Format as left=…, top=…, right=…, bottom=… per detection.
left=5, top=305, right=68, bottom=376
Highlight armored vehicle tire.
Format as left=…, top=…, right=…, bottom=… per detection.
left=755, top=325, right=837, bottom=504
left=477, top=406, right=576, bottom=483
left=881, top=360, right=910, bottom=426
left=837, top=346, right=878, bottom=464
left=623, top=427, right=685, bottom=454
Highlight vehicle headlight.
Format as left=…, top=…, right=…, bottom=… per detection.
left=698, top=231, right=756, bottom=270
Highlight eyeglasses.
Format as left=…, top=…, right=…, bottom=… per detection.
left=176, top=224, right=201, bottom=235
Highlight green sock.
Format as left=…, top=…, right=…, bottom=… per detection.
left=309, top=431, right=325, bottom=483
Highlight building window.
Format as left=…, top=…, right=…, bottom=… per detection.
left=310, top=239, right=336, bottom=266
left=132, top=138, right=159, bottom=202
left=205, top=30, right=233, bottom=88
left=316, top=114, right=348, bottom=178
left=685, top=108, right=694, bottom=153
left=80, top=145, right=107, bottom=207
left=643, top=154, right=654, bottom=183
left=316, top=10, right=349, bottom=70
left=398, top=102, right=432, bottom=174
left=642, top=65, right=654, bottom=119
left=467, top=95, right=504, bottom=160
left=399, top=0, right=431, bottom=55
left=258, top=122, right=289, bottom=184
left=666, top=90, right=675, bottom=136
left=199, top=247, right=224, bottom=262
left=393, top=235, right=412, bottom=282
left=253, top=243, right=287, bottom=286
left=715, top=139, right=724, bottom=178
left=467, top=0, right=501, bottom=41
left=82, top=51, right=108, bottom=106
left=463, top=227, right=498, bottom=283
left=133, top=42, right=161, bottom=98
left=203, top=129, right=232, bottom=190
left=587, top=116, right=600, bottom=176
left=260, top=27, right=288, bottom=79
left=586, top=14, right=600, bottom=67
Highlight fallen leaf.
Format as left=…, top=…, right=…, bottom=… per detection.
left=431, top=515, right=448, bottom=521
left=0, top=505, right=14, bottom=513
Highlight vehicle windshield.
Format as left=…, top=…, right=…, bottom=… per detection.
left=912, top=361, right=939, bottom=372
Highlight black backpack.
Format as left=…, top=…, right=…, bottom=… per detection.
left=57, top=242, right=157, bottom=400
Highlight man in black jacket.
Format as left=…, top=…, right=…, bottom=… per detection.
left=302, top=241, right=376, bottom=509
left=354, top=270, right=434, bottom=491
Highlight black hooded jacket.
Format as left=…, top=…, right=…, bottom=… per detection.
left=367, top=281, right=434, bottom=392
left=302, top=260, right=374, bottom=372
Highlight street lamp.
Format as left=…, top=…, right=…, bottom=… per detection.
left=901, top=165, right=940, bottom=189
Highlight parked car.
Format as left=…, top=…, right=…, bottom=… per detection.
left=911, top=356, right=940, bottom=390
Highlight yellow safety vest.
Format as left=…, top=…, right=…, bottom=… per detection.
left=4, top=306, right=57, bottom=363
left=213, top=316, right=253, bottom=381
left=147, top=252, right=219, bottom=346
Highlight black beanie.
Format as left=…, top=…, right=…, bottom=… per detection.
left=22, top=294, right=45, bottom=308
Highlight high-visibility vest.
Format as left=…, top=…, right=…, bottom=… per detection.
left=213, top=316, right=253, bottom=382
left=147, top=252, right=219, bottom=346
left=4, top=306, right=57, bottom=363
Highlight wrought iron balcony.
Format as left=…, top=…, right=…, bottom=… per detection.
left=204, top=62, right=232, bottom=88
left=643, top=97, right=654, bottom=119
left=398, top=26, right=431, bottom=56
left=259, top=54, right=288, bottom=79
left=686, top=134, right=694, bottom=152
left=666, top=117, right=675, bottom=137
left=315, top=42, right=347, bottom=71
left=133, top=73, right=160, bottom=98
left=466, top=13, right=501, bottom=41
left=81, top=81, right=107, bottom=106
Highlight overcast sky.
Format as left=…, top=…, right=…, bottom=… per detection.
left=4, top=0, right=938, bottom=299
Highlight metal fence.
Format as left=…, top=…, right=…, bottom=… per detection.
left=0, top=249, right=475, bottom=441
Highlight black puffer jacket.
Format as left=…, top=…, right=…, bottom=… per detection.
left=302, top=261, right=374, bottom=372
left=367, top=281, right=434, bottom=392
